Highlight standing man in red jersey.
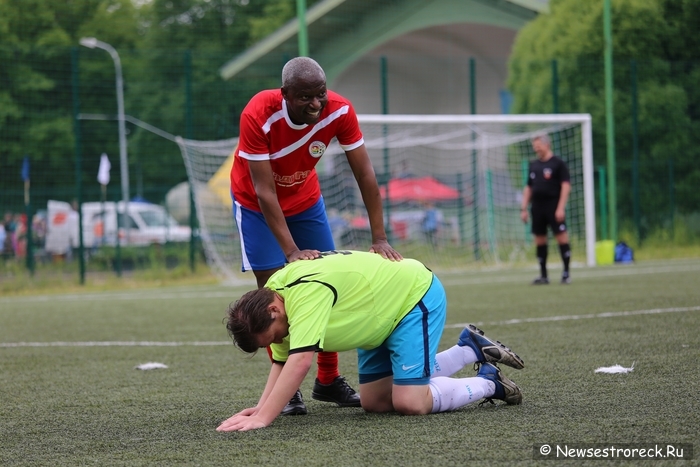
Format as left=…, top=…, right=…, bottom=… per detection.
left=229, top=56, right=402, bottom=415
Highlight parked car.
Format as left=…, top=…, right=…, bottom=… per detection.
left=45, top=200, right=191, bottom=253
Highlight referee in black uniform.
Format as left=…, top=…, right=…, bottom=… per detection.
left=520, top=134, right=572, bottom=284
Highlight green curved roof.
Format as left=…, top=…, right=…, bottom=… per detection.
left=220, top=0, right=546, bottom=82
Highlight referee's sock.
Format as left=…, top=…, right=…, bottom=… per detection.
left=559, top=243, right=571, bottom=275
left=536, top=244, right=548, bottom=278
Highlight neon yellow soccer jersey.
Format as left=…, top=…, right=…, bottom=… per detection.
left=266, top=250, right=433, bottom=362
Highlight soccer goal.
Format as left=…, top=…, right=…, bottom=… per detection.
left=176, top=114, right=594, bottom=282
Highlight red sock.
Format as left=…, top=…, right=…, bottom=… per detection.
left=316, top=352, right=340, bottom=384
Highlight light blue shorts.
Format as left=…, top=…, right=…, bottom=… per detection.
left=357, top=275, right=447, bottom=386
left=232, top=196, right=335, bottom=272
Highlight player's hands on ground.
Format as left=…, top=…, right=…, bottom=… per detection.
left=219, top=407, right=257, bottom=424
left=217, top=414, right=268, bottom=432
left=369, top=240, right=403, bottom=261
left=286, top=248, right=321, bottom=263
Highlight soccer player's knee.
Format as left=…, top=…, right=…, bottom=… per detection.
left=360, top=398, right=392, bottom=413
left=392, top=389, right=432, bottom=415
left=392, top=399, right=430, bottom=415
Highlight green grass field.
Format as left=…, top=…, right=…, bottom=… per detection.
left=1, top=258, right=699, bottom=466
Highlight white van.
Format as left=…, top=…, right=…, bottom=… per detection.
left=81, top=201, right=191, bottom=248
left=45, top=200, right=191, bottom=252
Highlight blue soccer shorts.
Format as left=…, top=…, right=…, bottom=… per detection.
left=357, top=275, right=447, bottom=386
left=232, top=196, right=335, bottom=272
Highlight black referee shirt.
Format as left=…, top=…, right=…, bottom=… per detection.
left=527, top=155, right=570, bottom=202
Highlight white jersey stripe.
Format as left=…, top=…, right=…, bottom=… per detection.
left=262, top=109, right=286, bottom=134
left=341, top=138, right=364, bottom=152
left=268, top=105, right=351, bottom=160
left=234, top=199, right=252, bottom=272
left=238, top=151, right=270, bottom=161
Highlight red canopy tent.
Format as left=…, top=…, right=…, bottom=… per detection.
left=379, top=177, right=459, bottom=202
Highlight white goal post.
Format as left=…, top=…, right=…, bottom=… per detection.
left=176, top=113, right=595, bottom=282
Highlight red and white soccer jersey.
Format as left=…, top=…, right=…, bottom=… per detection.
left=230, top=89, right=364, bottom=216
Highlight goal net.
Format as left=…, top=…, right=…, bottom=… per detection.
left=176, top=114, right=594, bottom=282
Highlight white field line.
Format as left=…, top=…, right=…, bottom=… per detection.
left=2, top=306, right=698, bottom=348
left=439, top=263, right=700, bottom=286
left=0, top=341, right=230, bottom=348
left=446, top=305, right=700, bottom=329
left=0, top=290, right=238, bottom=303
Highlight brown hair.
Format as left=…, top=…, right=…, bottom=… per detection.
left=225, top=288, right=276, bottom=353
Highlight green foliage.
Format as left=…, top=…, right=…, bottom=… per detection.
left=0, top=0, right=302, bottom=212
left=508, top=0, right=700, bottom=231
left=248, top=0, right=295, bottom=42
left=1, top=0, right=698, bottom=243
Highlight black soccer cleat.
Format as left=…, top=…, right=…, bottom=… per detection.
left=311, top=376, right=361, bottom=407
left=476, top=362, right=523, bottom=405
left=458, top=324, right=524, bottom=370
left=532, top=276, right=550, bottom=285
left=281, top=390, right=308, bottom=415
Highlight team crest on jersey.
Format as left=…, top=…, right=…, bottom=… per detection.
left=543, top=168, right=552, bottom=179
left=309, top=141, right=326, bottom=158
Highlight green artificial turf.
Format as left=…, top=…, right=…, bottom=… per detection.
left=1, top=258, right=699, bottom=466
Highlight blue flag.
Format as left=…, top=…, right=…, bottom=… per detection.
left=21, top=156, right=30, bottom=182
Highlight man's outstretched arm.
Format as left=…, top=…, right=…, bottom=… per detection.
left=345, top=145, right=402, bottom=261
left=217, top=351, right=314, bottom=432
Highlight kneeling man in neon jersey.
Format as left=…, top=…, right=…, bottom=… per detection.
left=218, top=250, right=524, bottom=432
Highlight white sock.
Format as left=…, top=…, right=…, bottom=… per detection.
left=432, top=344, right=479, bottom=377
left=428, top=376, right=495, bottom=413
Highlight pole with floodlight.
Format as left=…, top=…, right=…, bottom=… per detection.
left=79, top=37, right=130, bottom=243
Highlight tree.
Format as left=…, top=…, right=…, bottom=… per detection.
left=0, top=0, right=142, bottom=209
left=507, top=0, right=700, bottom=234
left=0, top=0, right=309, bottom=207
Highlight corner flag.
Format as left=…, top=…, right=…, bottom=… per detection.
left=97, top=153, right=111, bottom=185
left=21, top=156, right=30, bottom=182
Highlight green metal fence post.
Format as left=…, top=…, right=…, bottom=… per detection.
left=604, top=0, right=618, bottom=242
left=551, top=59, right=561, bottom=154
left=115, top=208, right=122, bottom=277
left=184, top=50, right=196, bottom=272
left=631, top=59, right=640, bottom=243
left=296, top=0, right=309, bottom=57
left=597, top=166, right=608, bottom=241
left=380, top=56, right=392, bottom=242
left=22, top=155, right=34, bottom=275
left=668, top=158, right=674, bottom=240
left=24, top=189, right=34, bottom=275
left=522, top=159, right=530, bottom=243
left=470, top=57, right=480, bottom=260
left=551, top=59, right=559, bottom=114
left=485, top=169, right=496, bottom=259
left=456, top=173, right=465, bottom=244
left=71, top=46, right=86, bottom=284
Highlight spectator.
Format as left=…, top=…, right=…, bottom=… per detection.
left=3, top=211, right=16, bottom=258
left=421, top=200, right=440, bottom=248
left=13, top=213, right=27, bottom=258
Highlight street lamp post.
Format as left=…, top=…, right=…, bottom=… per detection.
left=79, top=37, right=130, bottom=241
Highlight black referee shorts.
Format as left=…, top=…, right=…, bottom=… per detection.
left=531, top=199, right=567, bottom=236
